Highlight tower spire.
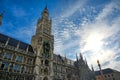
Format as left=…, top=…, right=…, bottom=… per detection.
left=76, top=53, right=78, bottom=61
left=85, top=57, right=88, bottom=65
left=42, top=5, right=49, bottom=20
left=91, top=65, right=94, bottom=72
left=80, top=53, right=83, bottom=60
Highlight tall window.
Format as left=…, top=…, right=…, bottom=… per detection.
left=17, top=64, right=20, bottom=71
left=45, top=60, right=49, bottom=66
left=0, top=50, right=3, bottom=58
left=13, top=64, right=17, bottom=71
left=16, top=55, right=23, bottom=62
left=13, top=64, right=21, bottom=72
left=0, top=62, right=9, bottom=70
left=26, top=58, right=32, bottom=64
left=23, top=66, right=26, bottom=73
left=4, top=53, right=13, bottom=60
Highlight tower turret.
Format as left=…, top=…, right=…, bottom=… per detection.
left=35, top=5, right=52, bottom=36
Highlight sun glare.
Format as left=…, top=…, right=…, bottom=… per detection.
left=83, top=33, right=104, bottom=52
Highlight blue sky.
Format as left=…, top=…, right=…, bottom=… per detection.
left=0, top=0, right=120, bottom=71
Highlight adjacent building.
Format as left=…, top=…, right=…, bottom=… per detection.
left=0, top=33, right=35, bottom=80
left=95, top=68, right=120, bottom=80
left=0, top=6, right=96, bottom=80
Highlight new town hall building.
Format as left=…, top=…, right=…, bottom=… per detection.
left=0, top=6, right=95, bottom=80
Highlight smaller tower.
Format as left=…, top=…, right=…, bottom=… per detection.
left=79, top=53, right=83, bottom=60
left=42, top=5, right=49, bottom=19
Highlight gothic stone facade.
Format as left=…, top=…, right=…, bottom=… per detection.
left=0, top=33, right=35, bottom=80
left=0, top=6, right=95, bottom=80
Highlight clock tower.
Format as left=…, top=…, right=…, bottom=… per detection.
left=31, top=6, right=54, bottom=80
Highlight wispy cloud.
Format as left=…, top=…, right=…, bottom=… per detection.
left=77, top=1, right=120, bottom=71
left=1, top=0, right=120, bottom=71
left=11, top=6, right=27, bottom=17
left=60, top=0, right=88, bottom=18
left=53, top=0, right=120, bottom=71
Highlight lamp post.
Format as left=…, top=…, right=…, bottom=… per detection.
left=97, top=60, right=105, bottom=80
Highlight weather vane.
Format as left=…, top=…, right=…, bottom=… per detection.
left=0, top=11, right=5, bottom=26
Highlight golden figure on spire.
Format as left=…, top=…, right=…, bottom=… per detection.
left=97, top=60, right=105, bottom=80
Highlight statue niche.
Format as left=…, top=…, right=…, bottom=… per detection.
left=43, top=41, right=50, bottom=58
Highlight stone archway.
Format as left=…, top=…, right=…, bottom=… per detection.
left=43, top=77, right=48, bottom=80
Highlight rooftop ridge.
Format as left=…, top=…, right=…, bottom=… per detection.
left=95, top=68, right=120, bottom=76
left=0, top=32, right=31, bottom=46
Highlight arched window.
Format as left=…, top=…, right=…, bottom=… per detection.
left=45, top=60, right=49, bottom=66
left=43, top=77, right=48, bottom=80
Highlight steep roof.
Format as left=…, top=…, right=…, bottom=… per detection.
left=53, top=54, right=65, bottom=63
left=53, top=54, right=75, bottom=66
left=0, top=33, right=34, bottom=53
left=95, top=68, right=119, bottom=76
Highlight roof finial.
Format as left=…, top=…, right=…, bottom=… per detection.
left=97, top=60, right=105, bottom=80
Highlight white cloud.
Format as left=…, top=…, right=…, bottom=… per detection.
left=75, top=2, right=120, bottom=70
left=61, top=0, right=88, bottom=18
left=95, top=2, right=115, bottom=21
left=53, top=0, right=120, bottom=71
left=12, top=7, right=27, bottom=17
left=54, top=38, right=64, bottom=54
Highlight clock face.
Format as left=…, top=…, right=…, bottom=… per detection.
left=43, top=41, right=50, bottom=58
